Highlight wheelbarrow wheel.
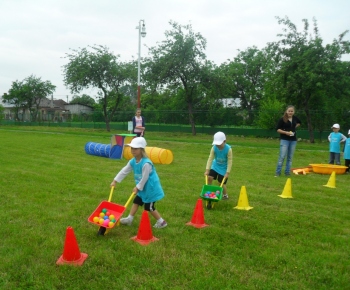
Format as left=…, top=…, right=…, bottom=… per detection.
left=97, top=227, right=106, bottom=236
left=206, top=201, right=212, bottom=210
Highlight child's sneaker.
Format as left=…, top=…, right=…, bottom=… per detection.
left=222, top=194, right=229, bottom=200
left=153, top=220, right=167, bottom=229
left=120, top=217, right=133, bottom=226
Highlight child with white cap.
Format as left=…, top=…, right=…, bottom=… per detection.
left=110, top=137, right=167, bottom=228
left=343, top=129, right=350, bottom=173
left=328, top=124, right=347, bottom=165
left=204, top=131, right=232, bottom=199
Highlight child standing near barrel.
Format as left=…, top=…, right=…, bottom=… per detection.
left=204, top=132, right=232, bottom=199
left=110, top=137, right=167, bottom=228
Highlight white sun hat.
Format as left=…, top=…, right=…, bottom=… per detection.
left=212, top=131, right=226, bottom=145
left=127, top=137, right=147, bottom=148
left=331, top=123, right=340, bottom=129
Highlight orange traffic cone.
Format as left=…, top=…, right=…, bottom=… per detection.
left=323, top=171, right=336, bottom=188
left=186, top=199, right=209, bottom=228
left=131, top=211, right=159, bottom=245
left=278, top=178, right=293, bottom=198
left=56, top=226, right=88, bottom=266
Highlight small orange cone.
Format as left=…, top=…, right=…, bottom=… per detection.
left=234, top=186, right=253, bottom=210
left=56, top=226, right=88, bottom=266
left=278, top=178, right=293, bottom=198
left=186, top=199, right=209, bottom=228
left=323, top=171, right=336, bottom=188
left=131, top=211, right=159, bottom=245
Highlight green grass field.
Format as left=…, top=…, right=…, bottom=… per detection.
left=0, top=126, right=349, bottom=290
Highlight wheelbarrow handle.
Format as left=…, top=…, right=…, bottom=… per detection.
left=108, top=186, right=114, bottom=202
left=205, top=175, right=208, bottom=185
left=124, top=192, right=136, bottom=208
left=220, top=177, right=226, bottom=188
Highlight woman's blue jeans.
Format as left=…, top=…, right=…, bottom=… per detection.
left=275, top=140, right=297, bottom=176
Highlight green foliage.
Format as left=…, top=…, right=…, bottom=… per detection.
left=62, top=45, right=137, bottom=131
left=70, top=94, right=96, bottom=107
left=145, top=21, right=208, bottom=135
left=271, top=16, right=350, bottom=142
left=1, top=75, right=55, bottom=121
left=255, top=97, right=284, bottom=129
left=0, top=126, right=349, bottom=289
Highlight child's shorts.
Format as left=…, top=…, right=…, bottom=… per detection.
left=133, top=195, right=156, bottom=212
left=209, top=169, right=228, bottom=184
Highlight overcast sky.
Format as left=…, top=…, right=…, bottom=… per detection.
left=1, top=0, right=349, bottom=101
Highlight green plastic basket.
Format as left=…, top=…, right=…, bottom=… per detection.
left=200, top=184, right=223, bottom=202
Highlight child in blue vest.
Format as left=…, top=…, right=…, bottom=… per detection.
left=328, top=124, right=347, bottom=165
left=343, top=129, right=350, bottom=173
left=204, top=132, right=232, bottom=199
left=110, top=137, right=167, bottom=228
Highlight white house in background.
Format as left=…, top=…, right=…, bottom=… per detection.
left=0, top=97, right=93, bottom=121
left=64, top=103, right=94, bottom=114
left=220, top=98, right=240, bottom=108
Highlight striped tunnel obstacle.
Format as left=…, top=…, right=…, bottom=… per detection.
left=85, top=134, right=173, bottom=164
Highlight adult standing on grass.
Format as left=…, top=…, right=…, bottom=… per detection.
left=204, top=131, right=232, bottom=199
left=110, top=137, right=167, bottom=229
left=132, top=108, right=145, bottom=137
left=275, top=105, right=301, bottom=177
left=328, top=123, right=347, bottom=165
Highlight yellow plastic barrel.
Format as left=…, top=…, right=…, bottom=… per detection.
left=123, top=146, right=173, bottom=164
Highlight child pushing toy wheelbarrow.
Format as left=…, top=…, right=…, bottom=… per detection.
left=200, top=176, right=226, bottom=209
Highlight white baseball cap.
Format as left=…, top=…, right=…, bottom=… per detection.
left=331, top=124, right=340, bottom=129
left=127, top=137, right=147, bottom=148
left=212, top=132, right=226, bottom=145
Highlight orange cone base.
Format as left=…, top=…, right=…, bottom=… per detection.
left=186, top=221, right=209, bottom=228
left=56, top=252, right=88, bottom=266
left=234, top=206, right=253, bottom=210
left=131, top=235, right=159, bottom=246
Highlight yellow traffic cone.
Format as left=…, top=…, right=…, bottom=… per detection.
left=323, top=171, right=336, bottom=188
left=278, top=178, right=293, bottom=198
left=234, top=186, right=253, bottom=210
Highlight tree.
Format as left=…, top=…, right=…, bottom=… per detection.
left=62, top=45, right=136, bottom=131
left=2, top=75, right=55, bottom=121
left=272, top=17, right=350, bottom=142
left=145, top=21, right=208, bottom=135
left=219, top=47, right=270, bottom=124
left=70, top=94, right=96, bottom=107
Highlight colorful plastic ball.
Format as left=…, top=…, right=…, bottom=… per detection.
left=102, top=208, right=107, bottom=213
left=99, top=212, right=105, bottom=218
left=98, top=218, right=104, bottom=225
left=106, top=211, right=111, bottom=216
left=103, top=220, right=109, bottom=227
left=108, top=221, right=115, bottom=228
left=111, top=219, right=116, bottom=223
left=93, top=216, right=99, bottom=223
left=103, top=215, right=109, bottom=220
left=109, top=214, right=115, bottom=220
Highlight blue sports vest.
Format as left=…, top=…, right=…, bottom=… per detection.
left=129, top=157, right=164, bottom=203
left=344, top=138, right=350, bottom=160
left=211, top=144, right=231, bottom=176
left=329, top=132, right=343, bottom=153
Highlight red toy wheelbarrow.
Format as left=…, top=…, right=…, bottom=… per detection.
left=199, top=176, right=226, bottom=210
left=88, top=186, right=135, bottom=236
